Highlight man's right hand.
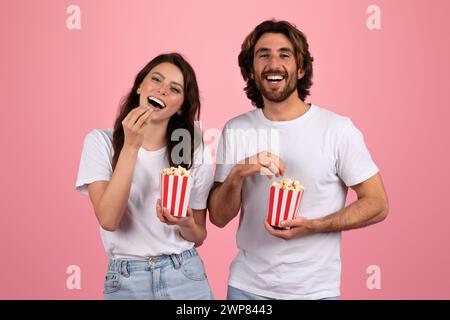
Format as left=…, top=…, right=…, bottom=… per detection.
left=122, top=105, right=154, bottom=150
left=234, top=151, right=286, bottom=179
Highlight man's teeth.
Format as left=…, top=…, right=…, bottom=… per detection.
left=266, top=75, right=284, bottom=81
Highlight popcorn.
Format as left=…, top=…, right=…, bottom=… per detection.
left=267, top=178, right=305, bottom=229
left=161, top=166, right=190, bottom=177
left=271, top=178, right=304, bottom=191
left=160, top=166, right=192, bottom=217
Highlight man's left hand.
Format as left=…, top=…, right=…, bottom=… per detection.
left=264, top=217, right=319, bottom=240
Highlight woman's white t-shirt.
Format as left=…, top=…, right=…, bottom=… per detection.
left=75, top=128, right=214, bottom=259
left=215, top=104, right=380, bottom=299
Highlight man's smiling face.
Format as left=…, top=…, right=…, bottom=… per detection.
left=252, top=32, right=303, bottom=104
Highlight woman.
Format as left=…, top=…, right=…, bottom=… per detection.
left=76, top=53, right=214, bottom=300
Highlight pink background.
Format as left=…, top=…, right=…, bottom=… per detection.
left=1, top=0, right=449, bottom=299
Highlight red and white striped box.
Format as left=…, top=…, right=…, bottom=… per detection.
left=267, top=185, right=304, bottom=229
left=160, top=173, right=192, bottom=218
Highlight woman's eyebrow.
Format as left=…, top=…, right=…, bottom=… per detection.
left=172, top=82, right=183, bottom=90
left=152, top=71, right=183, bottom=89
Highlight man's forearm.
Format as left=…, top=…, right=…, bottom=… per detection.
left=314, top=196, right=388, bottom=233
left=208, top=166, right=244, bottom=228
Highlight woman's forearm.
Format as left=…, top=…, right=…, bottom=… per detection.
left=179, top=223, right=207, bottom=247
left=96, top=145, right=139, bottom=231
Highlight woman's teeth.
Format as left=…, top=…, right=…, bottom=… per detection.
left=147, top=97, right=166, bottom=109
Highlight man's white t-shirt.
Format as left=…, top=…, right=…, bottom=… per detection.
left=76, top=128, right=214, bottom=259
left=215, top=104, right=379, bottom=300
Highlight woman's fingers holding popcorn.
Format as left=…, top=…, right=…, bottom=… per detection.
left=156, top=199, right=167, bottom=223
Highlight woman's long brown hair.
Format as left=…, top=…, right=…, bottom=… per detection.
left=111, top=53, right=201, bottom=171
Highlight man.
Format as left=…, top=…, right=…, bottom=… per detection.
left=208, top=20, right=389, bottom=300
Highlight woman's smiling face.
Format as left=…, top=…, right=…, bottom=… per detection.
left=137, top=62, right=185, bottom=121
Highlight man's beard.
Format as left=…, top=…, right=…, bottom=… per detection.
left=255, top=72, right=298, bottom=103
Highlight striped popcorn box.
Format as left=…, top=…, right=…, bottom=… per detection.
left=267, top=179, right=304, bottom=229
left=160, top=166, right=192, bottom=218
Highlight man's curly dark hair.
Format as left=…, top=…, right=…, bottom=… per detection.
left=238, top=19, right=314, bottom=108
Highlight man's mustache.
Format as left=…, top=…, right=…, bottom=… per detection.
left=261, top=69, right=288, bottom=77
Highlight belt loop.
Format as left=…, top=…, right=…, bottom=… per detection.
left=121, top=260, right=130, bottom=277
left=170, top=254, right=182, bottom=269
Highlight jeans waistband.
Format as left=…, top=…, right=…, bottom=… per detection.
left=107, top=247, right=197, bottom=276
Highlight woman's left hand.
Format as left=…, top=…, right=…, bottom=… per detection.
left=156, top=199, right=196, bottom=229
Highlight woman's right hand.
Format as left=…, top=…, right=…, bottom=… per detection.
left=122, top=106, right=154, bottom=150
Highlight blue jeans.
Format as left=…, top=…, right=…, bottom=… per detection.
left=103, top=248, right=214, bottom=300
left=227, top=285, right=340, bottom=300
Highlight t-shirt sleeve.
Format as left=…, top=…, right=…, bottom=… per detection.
left=189, top=143, right=214, bottom=210
left=214, top=123, right=236, bottom=182
left=75, top=130, right=113, bottom=195
left=336, top=119, right=379, bottom=187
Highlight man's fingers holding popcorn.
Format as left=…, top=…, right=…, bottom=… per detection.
left=264, top=220, right=304, bottom=240
left=236, top=151, right=286, bottom=179
left=280, top=217, right=315, bottom=230
left=258, top=152, right=285, bottom=178
left=264, top=220, right=293, bottom=240
left=259, top=155, right=278, bottom=177
left=259, top=166, right=275, bottom=178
